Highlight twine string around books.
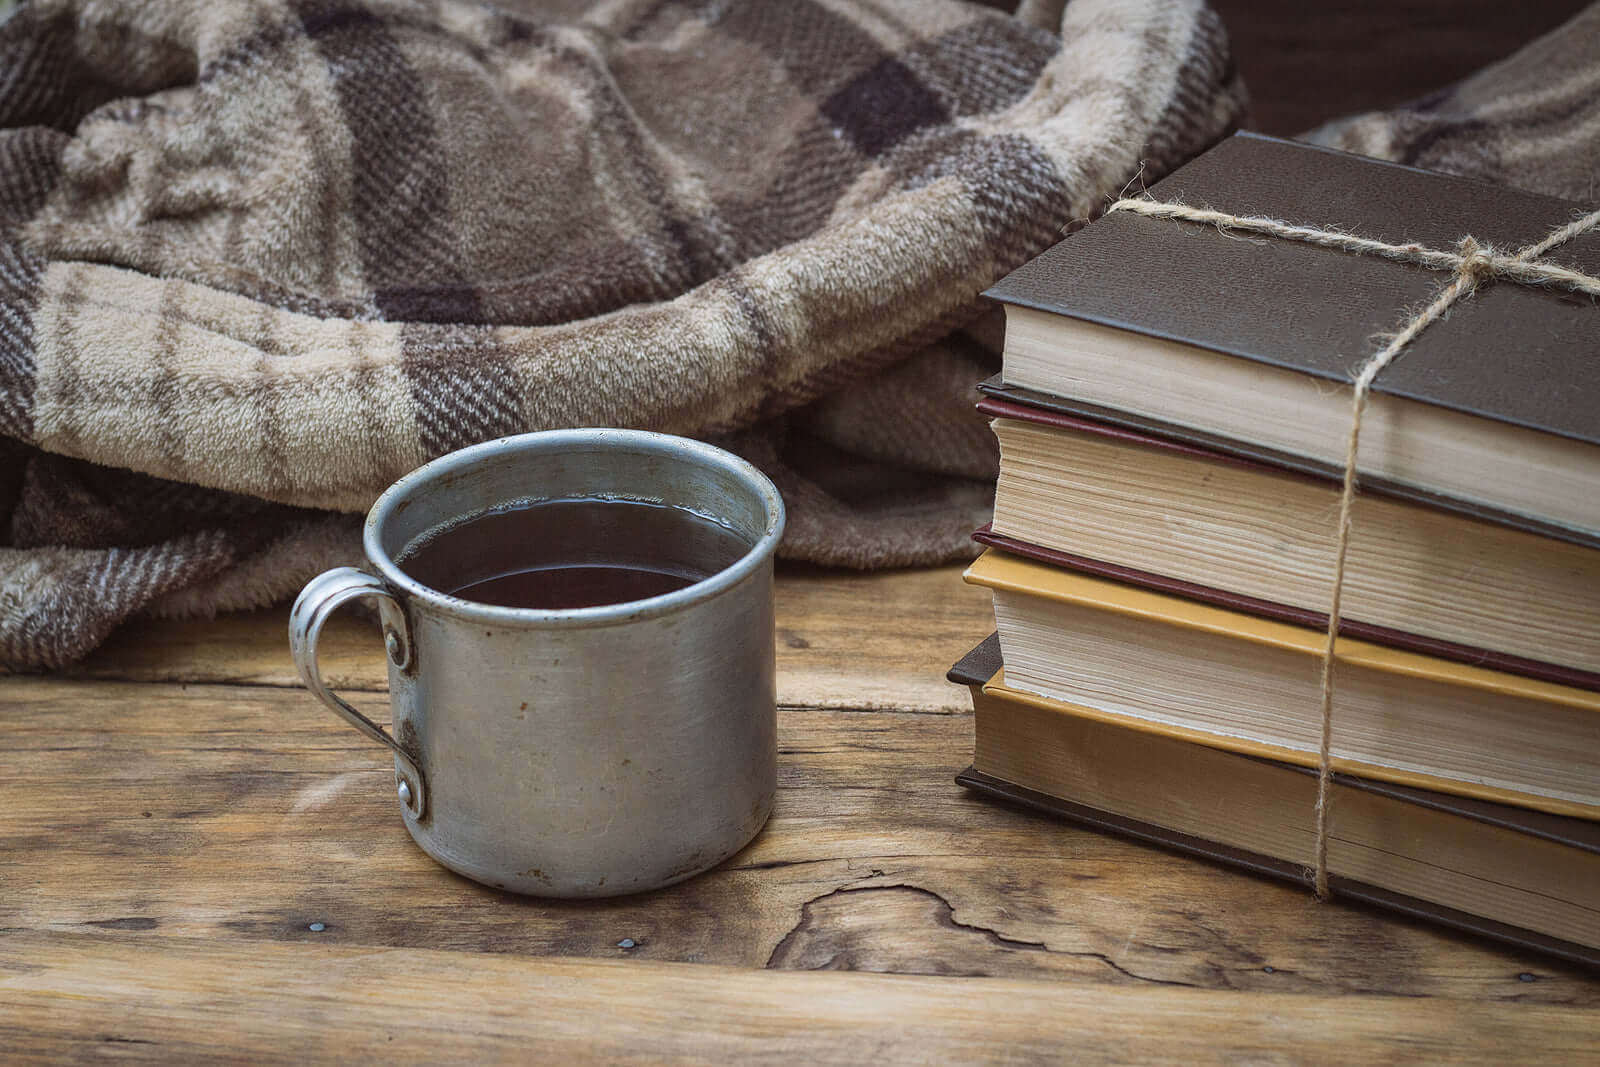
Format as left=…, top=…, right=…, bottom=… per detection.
left=1105, top=195, right=1600, bottom=900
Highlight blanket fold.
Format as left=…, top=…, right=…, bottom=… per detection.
left=2, top=0, right=1249, bottom=669
left=1303, top=3, right=1600, bottom=204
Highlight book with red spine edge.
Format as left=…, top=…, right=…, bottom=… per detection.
left=974, top=392, right=1600, bottom=693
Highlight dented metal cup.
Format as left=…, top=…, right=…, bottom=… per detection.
left=289, top=430, right=784, bottom=897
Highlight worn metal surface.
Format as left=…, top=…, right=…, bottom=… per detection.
left=289, top=568, right=427, bottom=818
left=290, top=429, right=785, bottom=897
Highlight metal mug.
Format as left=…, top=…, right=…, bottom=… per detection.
left=288, top=429, right=785, bottom=897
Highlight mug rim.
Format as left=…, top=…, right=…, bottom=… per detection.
left=364, top=428, right=786, bottom=628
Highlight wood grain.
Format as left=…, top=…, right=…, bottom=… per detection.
left=4, top=933, right=1596, bottom=1064
left=12, top=6, right=1600, bottom=1054
left=3, top=674, right=1593, bottom=1004
left=14, top=562, right=1600, bottom=1055
left=67, top=563, right=994, bottom=712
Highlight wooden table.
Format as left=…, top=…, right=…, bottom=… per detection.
left=3, top=564, right=1596, bottom=1061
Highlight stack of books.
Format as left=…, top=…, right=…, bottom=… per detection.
left=955, top=133, right=1600, bottom=966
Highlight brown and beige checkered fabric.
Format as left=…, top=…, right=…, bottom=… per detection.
left=1304, top=3, right=1600, bottom=204
left=0, top=0, right=1249, bottom=668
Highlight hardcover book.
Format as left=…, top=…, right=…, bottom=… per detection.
left=975, top=394, right=1600, bottom=687
left=950, top=635, right=1600, bottom=968
left=982, top=132, right=1600, bottom=538
left=963, top=549, right=1600, bottom=819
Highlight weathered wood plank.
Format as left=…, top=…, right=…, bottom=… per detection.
left=2, top=676, right=1591, bottom=1002
left=66, top=564, right=994, bottom=712
left=2, top=933, right=1594, bottom=1064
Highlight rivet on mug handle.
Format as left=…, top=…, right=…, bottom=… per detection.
left=290, top=567, right=427, bottom=819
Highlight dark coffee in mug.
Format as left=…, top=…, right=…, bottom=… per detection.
left=291, top=428, right=784, bottom=897
left=396, top=498, right=751, bottom=610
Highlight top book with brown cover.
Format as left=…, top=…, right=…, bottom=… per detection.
left=983, top=132, right=1600, bottom=541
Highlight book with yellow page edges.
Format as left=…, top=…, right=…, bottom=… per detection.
left=976, top=132, right=1600, bottom=687
left=953, top=131, right=1600, bottom=966
left=948, top=636, right=1600, bottom=968
left=963, top=549, right=1600, bottom=820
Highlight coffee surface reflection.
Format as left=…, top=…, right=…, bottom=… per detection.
left=397, top=498, right=751, bottom=610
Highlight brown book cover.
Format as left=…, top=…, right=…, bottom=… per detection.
left=948, top=636, right=1600, bottom=970
left=983, top=132, right=1600, bottom=448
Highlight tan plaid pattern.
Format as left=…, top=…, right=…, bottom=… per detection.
left=1305, top=3, right=1600, bottom=203
left=0, top=0, right=1247, bottom=668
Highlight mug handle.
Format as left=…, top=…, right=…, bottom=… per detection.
left=289, top=567, right=428, bottom=819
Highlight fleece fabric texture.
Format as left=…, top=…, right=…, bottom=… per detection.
left=1303, top=3, right=1600, bottom=203
left=0, top=0, right=1248, bottom=668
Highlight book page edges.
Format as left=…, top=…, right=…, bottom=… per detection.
left=979, top=672, right=1600, bottom=822
left=963, top=551, right=1600, bottom=714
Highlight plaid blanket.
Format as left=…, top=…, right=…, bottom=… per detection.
left=1303, top=3, right=1600, bottom=204
left=0, top=0, right=1247, bottom=669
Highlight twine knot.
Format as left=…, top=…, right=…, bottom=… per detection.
left=1454, top=235, right=1498, bottom=286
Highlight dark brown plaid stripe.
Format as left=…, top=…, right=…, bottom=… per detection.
left=295, top=3, right=480, bottom=313
left=0, top=0, right=1253, bottom=669
left=291, top=2, right=514, bottom=454
left=3, top=445, right=313, bottom=669
left=0, top=10, right=189, bottom=131
left=1143, top=6, right=1245, bottom=176
left=403, top=322, right=525, bottom=455
left=0, top=126, right=64, bottom=441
